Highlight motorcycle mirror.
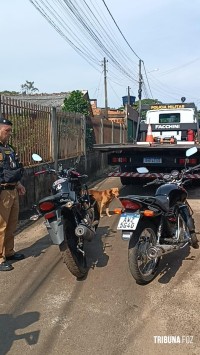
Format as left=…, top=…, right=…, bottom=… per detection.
left=32, top=153, right=43, bottom=162
left=137, top=167, right=149, bottom=174
left=186, top=147, right=197, bottom=157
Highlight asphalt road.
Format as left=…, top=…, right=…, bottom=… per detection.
left=0, top=177, right=200, bottom=355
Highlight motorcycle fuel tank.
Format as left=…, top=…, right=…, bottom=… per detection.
left=52, top=178, right=76, bottom=201
left=52, top=178, right=71, bottom=194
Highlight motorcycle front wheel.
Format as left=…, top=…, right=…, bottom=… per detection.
left=59, top=220, right=88, bottom=279
left=128, top=220, right=160, bottom=285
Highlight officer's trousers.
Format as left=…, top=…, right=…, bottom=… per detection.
left=0, top=189, right=19, bottom=263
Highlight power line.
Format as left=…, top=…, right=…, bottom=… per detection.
left=30, top=0, right=140, bottom=83
left=101, top=0, right=142, bottom=60
left=29, top=0, right=159, bottom=105
left=92, top=70, right=103, bottom=98
left=107, top=79, right=123, bottom=103
left=62, top=0, right=139, bottom=82
left=29, top=0, right=101, bottom=69
left=142, top=62, right=154, bottom=99
left=158, top=58, right=200, bottom=76
left=147, top=74, right=199, bottom=101
left=82, top=0, right=138, bottom=75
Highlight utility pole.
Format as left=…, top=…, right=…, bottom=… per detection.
left=127, top=86, right=130, bottom=105
left=125, top=86, right=131, bottom=137
left=103, top=57, right=108, bottom=119
left=135, top=59, right=142, bottom=142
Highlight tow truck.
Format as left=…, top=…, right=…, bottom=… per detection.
left=94, top=102, right=200, bottom=185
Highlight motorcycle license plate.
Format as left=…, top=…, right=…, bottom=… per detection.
left=117, top=213, right=140, bottom=230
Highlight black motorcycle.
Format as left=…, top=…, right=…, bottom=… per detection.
left=31, top=154, right=100, bottom=279
left=117, top=147, right=199, bottom=285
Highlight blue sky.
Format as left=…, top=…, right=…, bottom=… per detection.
left=1, top=0, right=200, bottom=109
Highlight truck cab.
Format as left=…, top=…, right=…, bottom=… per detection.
left=93, top=102, right=200, bottom=185
left=139, top=103, right=198, bottom=143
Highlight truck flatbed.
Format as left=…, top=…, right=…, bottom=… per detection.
left=93, top=142, right=200, bottom=152
left=93, top=143, right=200, bottom=184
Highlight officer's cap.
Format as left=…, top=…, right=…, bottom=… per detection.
left=0, top=117, right=13, bottom=126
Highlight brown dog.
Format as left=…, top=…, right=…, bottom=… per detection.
left=89, top=188, right=119, bottom=217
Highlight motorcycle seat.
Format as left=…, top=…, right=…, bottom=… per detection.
left=122, top=195, right=170, bottom=213
left=39, top=192, right=62, bottom=204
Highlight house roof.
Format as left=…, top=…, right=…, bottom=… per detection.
left=3, top=90, right=90, bottom=108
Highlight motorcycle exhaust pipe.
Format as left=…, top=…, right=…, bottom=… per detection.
left=75, top=223, right=95, bottom=241
left=147, top=243, right=186, bottom=259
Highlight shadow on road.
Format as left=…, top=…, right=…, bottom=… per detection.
left=16, top=210, right=40, bottom=235
left=156, top=245, right=195, bottom=284
left=15, top=235, right=51, bottom=261
left=0, top=312, right=40, bottom=355
left=85, top=226, right=112, bottom=270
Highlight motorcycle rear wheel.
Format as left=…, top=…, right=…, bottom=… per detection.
left=59, top=221, right=88, bottom=279
left=128, top=221, right=160, bottom=285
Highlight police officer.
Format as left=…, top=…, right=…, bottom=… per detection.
left=0, top=117, right=26, bottom=271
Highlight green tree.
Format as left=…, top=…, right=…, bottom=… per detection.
left=62, top=90, right=90, bottom=115
left=135, top=98, right=162, bottom=108
left=21, top=80, right=39, bottom=95
left=134, top=98, right=162, bottom=120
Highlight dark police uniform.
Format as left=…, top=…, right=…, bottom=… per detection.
left=0, top=144, right=23, bottom=185
left=0, top=118, right=24, bottom=268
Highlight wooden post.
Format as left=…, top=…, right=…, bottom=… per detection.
left=81, top=115, right=87, bottom=172
left=100, top=118, right=104, bottom=144
left=111, top=121, right=114, bottom=143
left=51, top=106, right=58, bottom=171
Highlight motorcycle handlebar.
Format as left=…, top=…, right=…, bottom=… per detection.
left=34, top=169, right=47, bottom=176
left=34, top=169, right=86, bottom=178
left=34, top=166, right=87, bottom=179
left=185, top=163, right=200, bottom=173
left=142, top=162, right=200, bottom=188
left=34, top=168, right=56, bottom=176
left=144, top=178, right=160, bottom=187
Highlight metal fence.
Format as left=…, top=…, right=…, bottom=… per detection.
left=57, top=110, right=84, bottom=159
left=0, top=95, right=51, bottom=165
left=0, top=95, right=127, bottom=167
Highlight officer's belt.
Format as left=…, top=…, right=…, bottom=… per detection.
left=0, top=183, right=17, bottom=190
